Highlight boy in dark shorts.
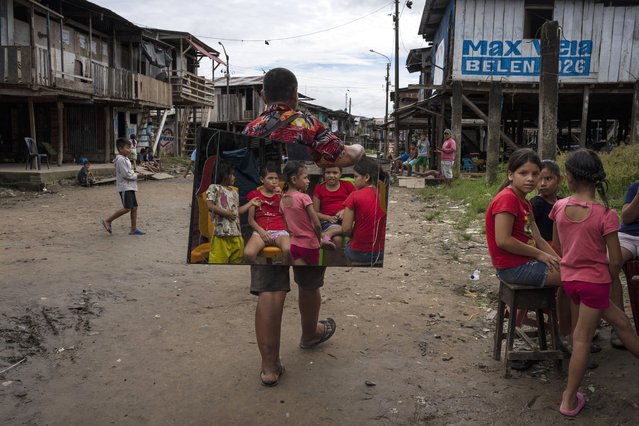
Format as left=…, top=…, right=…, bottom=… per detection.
left=243, top=67, right=364, bottom=386
left=100, top=138, right=145, bottom=235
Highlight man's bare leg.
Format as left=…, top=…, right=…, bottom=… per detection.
left=255, top=291, right=286, bottom=383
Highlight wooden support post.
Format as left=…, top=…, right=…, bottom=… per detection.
left=580, top=85, right=589, bottom=147
left=57, top=101, right=64, bottom=166
left=104, top=106, right=111, bottom=163
left=538, top=20, right=559, bottom=160
left=632, top=81, right=639, bottom=145
left=451, top=81, right=463, bottom=176
left=516, top=108, right=524, bottom=146
left=28, top=98, right=36, bottom=139
left=462, top=95, right=518, bottom=150
left=486, top=82, right=502, bottom=185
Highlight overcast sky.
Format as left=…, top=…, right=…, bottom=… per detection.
left=99, top=0, right=428, bottom=118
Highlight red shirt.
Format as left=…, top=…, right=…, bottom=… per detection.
left=246, top=190, right=286, bottom=231
left=485, top=187, right=536, bottom=269
left=312, top=181, right=356, bottom=216
left=344, top=186, right=386, bottom=252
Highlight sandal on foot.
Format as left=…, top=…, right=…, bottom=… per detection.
left=321, top=236, right=336, bottom=251
left=100, top=218, right=112, bottom=234
left=560, top=392, right=585, bottom=417
left=260, top=365, right=284, bottom=387
left=299, top=317, right=336, bottom=349
left=129, top=229, right=146, bottom=235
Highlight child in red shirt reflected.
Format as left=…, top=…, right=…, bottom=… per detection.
left=551, top=149, right=639, bottom=417
left=279, top=161, right=323, bottom=265
left=485, top=148, right=561, bottom=288
left=312, top=166, right=356, bottom=260
left=341, top=156, right=386, bottom=266
left=244, top=162, right=291, bottom=263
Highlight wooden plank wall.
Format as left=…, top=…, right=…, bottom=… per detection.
left=452, top=0, right=639, bottom=83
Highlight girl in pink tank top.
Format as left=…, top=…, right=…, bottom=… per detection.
left=552, top=149, right=639, bottom=417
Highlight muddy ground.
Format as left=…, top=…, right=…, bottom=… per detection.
left=1, top=176, right=638, bottom=425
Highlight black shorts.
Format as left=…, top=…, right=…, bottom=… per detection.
left=250, top=265, right=326, bottom=295
left=119, top=190, right=138, bottom=209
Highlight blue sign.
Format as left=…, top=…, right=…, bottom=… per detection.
left=461, top=39, right=592, bottom=76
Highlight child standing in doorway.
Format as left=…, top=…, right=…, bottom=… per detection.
left=243, top=162, right=291, bottom=263
left=551, top=149, right=639, bottom=417
left=279, top=161, right=323, bottom=265
left=100, top=138, right=145, bottom=235
left=206, top=160, right=262, bottom=264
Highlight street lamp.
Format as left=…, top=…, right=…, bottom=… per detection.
left=218, top=41, right=230, bottom=131
left=369, top=49, right=391, bottom=156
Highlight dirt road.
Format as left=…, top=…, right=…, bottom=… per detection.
left=1, top=177, right=638, bottom=425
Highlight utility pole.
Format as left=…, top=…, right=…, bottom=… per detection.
left=218, top=42, right=230, bottom=131
left=393, top=0, right=400, bottom=155
left=369, top=49, right=391, bottom=156
left=384, top=61, right=390, bottom=155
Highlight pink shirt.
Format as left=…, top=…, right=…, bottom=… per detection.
left=441, top=138, right=456, bottom=161
left=549, top=197, right=619, bottom=283
left=280, top=191, right=320, bottom=249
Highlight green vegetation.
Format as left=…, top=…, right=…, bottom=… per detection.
left=418, top=145, right=639, bottom=231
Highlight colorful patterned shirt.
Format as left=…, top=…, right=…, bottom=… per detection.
left=243, top=104, right=344, bottom=163
left=206, top=184, right=241, bottom=237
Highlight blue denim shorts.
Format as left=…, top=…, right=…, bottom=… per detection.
left=321, top=220, right=342, bottom=232
left=496, top=259, right=549, bottom=287
left=344, top=244, right=384, bottom=265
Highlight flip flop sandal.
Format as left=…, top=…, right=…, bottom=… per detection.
left=129, top=229, right=146, bottom=235
left=299, top=317, right=336, bottom=349
left=560, top=392, right=585, bottom=417
left=260, top=365, right=284, bottom=387
left=99, top=218, right=112, bottom=234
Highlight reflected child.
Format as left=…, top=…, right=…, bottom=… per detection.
left=312, top=165, right=356, bottom=263
left=279, top=161, right=323, bottom=265
left=244, top=162, right=291, bottom=263
left=341, top=156, right=386, bottom=265
left=206, top=160, right=261, bottom=264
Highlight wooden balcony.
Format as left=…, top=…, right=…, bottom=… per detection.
left=135, top=73, right=172, bottom=107
left=1, top=45, right=35, bottom=85
left=170, top=70, right=214, bottom=106
left=2, top=45, right=171, bottom=107
left=93, top=62, right=134, bottom=100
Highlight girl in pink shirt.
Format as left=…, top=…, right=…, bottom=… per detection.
left=551, top=149, right=639, bottom=417
left=279, top=161, right=323, bottom=265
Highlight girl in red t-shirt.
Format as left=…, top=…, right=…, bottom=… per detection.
left=244, top=163, right=291, bottom=263
left=342, top=157, right=386, bottom=266
left=312, top=166, right=356, bottom=257
left=485, top=148, right=561, bottom=288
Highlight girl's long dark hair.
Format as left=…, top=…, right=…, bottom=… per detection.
left=214, top=160, right=234, bottom=186
left=353, top=156, right=384, bottom=186
left=564, top=149, right=609, bottom=208
left=498, top=148, right=542, bottom=192
left=282, top=160, right=306, bottom=191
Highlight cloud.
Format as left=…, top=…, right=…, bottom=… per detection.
left=98, top=0, right=427, bottom=117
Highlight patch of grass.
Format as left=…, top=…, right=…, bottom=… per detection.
left=424, top=211, right=441, bottom=221
left=417, top=146, right=639, bottom=231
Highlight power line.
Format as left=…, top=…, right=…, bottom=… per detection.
left=192, top=2, right=393, bottom=43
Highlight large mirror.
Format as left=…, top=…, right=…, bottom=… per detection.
left=187, top=128, right=389, bottom=267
